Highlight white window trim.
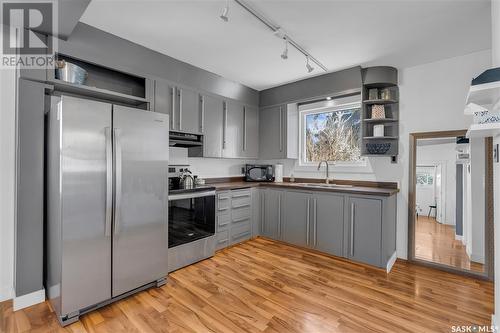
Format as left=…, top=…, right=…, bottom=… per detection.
left=298, top=101, right=367, bottom=168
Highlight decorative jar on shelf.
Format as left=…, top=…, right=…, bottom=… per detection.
left=371, top=105, right=385, bottom=119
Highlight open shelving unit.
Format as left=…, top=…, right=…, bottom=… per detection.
left=49, top=53, right=152, bottom=109
left=360, top=67, right=399, bottom=158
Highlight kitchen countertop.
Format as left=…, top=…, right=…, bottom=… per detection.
left=210, top=181, right=399, bottom=196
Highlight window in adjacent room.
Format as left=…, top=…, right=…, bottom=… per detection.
left=299, top=95, right=362, bottom=165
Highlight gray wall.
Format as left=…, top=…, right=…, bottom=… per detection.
left=259, top=66, right=362, bottom=107
left=58, top=23, right=259, bottom=106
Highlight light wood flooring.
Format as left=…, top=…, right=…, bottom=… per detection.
left=415, top=216, right=484, bottom=273
left=1, top=237, right=494, bottom=333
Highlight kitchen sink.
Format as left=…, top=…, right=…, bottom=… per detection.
left=295, top=183, right=354, bottom=188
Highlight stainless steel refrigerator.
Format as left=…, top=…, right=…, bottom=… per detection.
left=46, top=95, right=169, bottom=325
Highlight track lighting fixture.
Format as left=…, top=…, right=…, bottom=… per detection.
left=305, top=56, right=314, bottom=73
left=281, top=39, right=288, bottom=60
left=220, top=0, right=229, bottom=22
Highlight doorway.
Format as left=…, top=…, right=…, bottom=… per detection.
left=408, top=130, right=494, bottom=279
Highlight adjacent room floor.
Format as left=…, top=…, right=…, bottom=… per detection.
left=415, top=216, right=484, bottom=273
left=1, top=238, right=493, bottom=333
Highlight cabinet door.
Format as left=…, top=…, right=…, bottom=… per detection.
left=263, top=189, right=282, bottom=239
left=154, top=80, right=175, bottom=130
left=347, top=196, right=382, bottom=267
left=259, top=105, right=285, bottom=159
left=202, top=94, right=224, bottom=158
left=242, top=105, right=259, bottom=158
left=177, top=87, right=201, bottom=134
left=222, top=100, right=244, bottom=158
left=283, top=191, right=311, bottom=247
left=313, top=193, right=344, bottom=257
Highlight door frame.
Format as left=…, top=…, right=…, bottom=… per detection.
left=408, top=130, right=494, bottom=280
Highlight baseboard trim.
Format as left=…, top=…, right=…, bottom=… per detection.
left=13, top=289, right=45, bottom=311
left=386, top=251, right=398, bottom=273
left=455, top=234, right=463, bottom=241
left=0, top=285, right=14, bottom=302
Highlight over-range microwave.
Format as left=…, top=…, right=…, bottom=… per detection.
left=245, top=164, right=275, bottom=182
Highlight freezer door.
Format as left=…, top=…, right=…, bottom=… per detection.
left=112, top=106, right=169, bottom=297
left=59, top=96, right=113, bottom=315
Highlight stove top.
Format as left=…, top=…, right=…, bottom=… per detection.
left=168, top=183, right=216, bottom=195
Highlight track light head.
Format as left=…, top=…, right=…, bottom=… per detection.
left=306, top=56, right=314, bottom=73
left=281, top=39, right=288, bottom=60
left=220, top=1, right=229, bottom=22
left=220, top=6, right=229, bottom=21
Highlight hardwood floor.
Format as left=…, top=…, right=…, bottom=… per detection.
left=415, top=216, right=484, bottom=273
left=1, top=238, right=493, bottom=333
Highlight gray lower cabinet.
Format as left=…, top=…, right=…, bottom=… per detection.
left=282, top=191, right=311, bottom=247
left=262, top=189, right=283, bottom=240
left=312, top=193, right=345, bottom=257
left=257, top=188, right=396, bottom=270
left=216, top=189, right=253, bottom=250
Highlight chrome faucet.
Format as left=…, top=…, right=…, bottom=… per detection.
left=317, top=160, right=330, bottom=184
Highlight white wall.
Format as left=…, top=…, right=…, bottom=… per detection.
left=416, top=142, right=457, bottom=225
left=469, top=138, right=485, bottom=263
left=260, top=50, right=491, bottom=260
left=0, top=66, right=16, bottom=301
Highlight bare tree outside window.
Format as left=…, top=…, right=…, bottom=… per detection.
left=305, top=108, right=361, bottom=163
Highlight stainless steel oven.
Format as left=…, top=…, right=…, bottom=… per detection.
left=168, top=189, right=216, bottom=248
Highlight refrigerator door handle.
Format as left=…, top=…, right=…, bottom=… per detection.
left=113, top=128, right=122, bottom=235
left=105, top=127, right=113, bottom=237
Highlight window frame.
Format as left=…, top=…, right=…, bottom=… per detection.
left=298, top=100, right=365, bottom=167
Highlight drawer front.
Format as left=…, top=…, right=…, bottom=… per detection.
left=216, top=230, right=230, bottom=250
left=231, top=190, right=251, bottom=207
left=232, top=206, right=251, bottom=221
left=217, top=213, right=231, bottom=231
left=230, top=223, right=251, bottom=245
left=217, top=192, right=231, bottom=212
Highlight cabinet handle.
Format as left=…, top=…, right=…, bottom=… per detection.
left=233, top=231, right=251, bottom=239
left=218, top=238, right=229, bottom=244
left=222, top=102, right=227, bottom=149
left=278, top=193, right=282, bottom=239
left=350, top=202, right=355, bottom=257
left=243, top=106, right=247, bottom=151
left=232, top=216, right=249, bottom=223
left=170, top=87, right=175, bottom=129
left=279, top=106, right=283, bottom=152
left=306, top=197, right=310, bottom=246
left=178, top=89, right=182, bottom=130
left=232, top=193, right=250, bottom=198
left=261, top=192, right=265, bottom=234
left=233, top=203, right=250, bottom=209
left=218, top=220, right=230, bottom=227
left=200, top=95, right=204, bottom=133
left=218, top=207, right=229, bottom=212
left=314, top=198, right=317, bottom=247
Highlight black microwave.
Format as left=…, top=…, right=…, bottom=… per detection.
left=245, top=164, right=274, bottom=182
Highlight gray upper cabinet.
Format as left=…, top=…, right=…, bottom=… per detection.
left=222, top=100, right=244, bottom=158
left=262, top=189, right=282, bottom=239
left=177, top=87, right=201, bottom=134
left=282, top=191, right=311, bottom=247
left=154, top=79, right=175, bottom=130
left=201, top=94, right=224, bottom=158
left=346, top=196, right=383, bottom=267
left=259, top=105, right=286, bottom=159
left=242, top=105, right=259, bottom=159
left=312, top=193, right=344, bottom=257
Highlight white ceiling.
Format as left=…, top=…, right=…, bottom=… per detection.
left=80, top=0, right=491, bottom=91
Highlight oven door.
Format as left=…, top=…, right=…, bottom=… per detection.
left=168, top=191, right=216, bottom=248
